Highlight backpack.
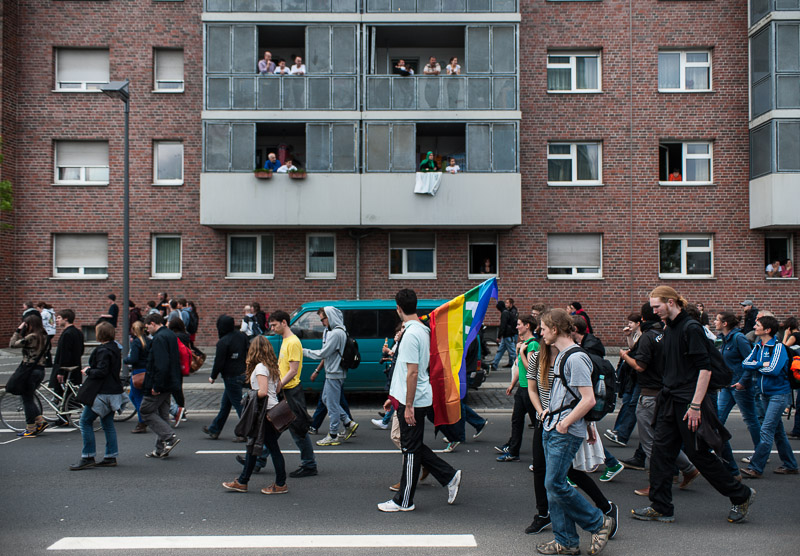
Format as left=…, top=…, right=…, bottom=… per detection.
left=187, top=310, right=199, bottom=334
left=552, top=346, right=617, bottom=422
left=177, top=340, right=192, bottom=377
left=684, top=321, right=732, bottom=391
left=339, top=332, right=361, bottom=370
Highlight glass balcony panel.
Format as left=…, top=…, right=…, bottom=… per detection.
left=492, top=27, right=515, bottom=73
left=332, top=0, right=357, bottom=11
left=751, top=78, right=773, bottom=118
left=492, top=0, right=515, bottom=12
left=308, top=77, right=331, bottom=109
left=492, top=77, right=515, bottom=109
left=231, top=124, right=255, bottom=171
left=308, top=0, right=332, bottom=10
left=777, top=24, right=800, bottom=72
left=467, top=0, right=490, bottom=11
left=367, top=124, right=390, bottom=171
left=442, top=0, right=466, bottom=9
left=467, top=124, right=490, bottom=171
left=367, top=0, right=391, bottom=11
left=257, top=0, right=281, bottom=10
left=332, top=124, right=356, bottom=172
left=367, top=77, right=391, bottom=109
left=306, top=124, right=331, bottom=172
left=333, top=77, right=357, bottom=109
left=778, top=75, right=800, bottom=108
left=283, top=78, right=307, bottom=109
left=257, top=77, right=281, bottom=109
left=207, top=26, right=231, bottom=73
left=283, top=0, right=306, bottom=11
left=418, top=78, right=442, bottom=109
left=392, top=124, right=416, bottom=172
left=419, top=0, right=441, bottom=12
left=232, top=26, right=256, bottom=73
left=467, top=27, right=490, bottom=73
left=307, top=26, right=331, bottom=73
left=444, top=77, right=466, bottom=109
left=492, top=124, right=516, bottom=171
left=205, top=124, right=230, bottom=171
left=207, top=0, right=231, bottom=11
left=392, top=78, right=416, bottom=109
left=467, top=77, right=490, bottom=109
left=332, top=27, right=356, bottom=74
left=232, top=0, right=255, bottom=10
left=392, top=0, right=415, bottom=12
left=232, top=77, right=256, bottom=109
left=207, top=77, right=231, bottom=109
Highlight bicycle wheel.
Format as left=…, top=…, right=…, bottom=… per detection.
left=0, top=389, right=42, bottom=432
left=113, top=386, right=137, bottom=422
left=60, top=390, right=84, bottom=429
left=37, top=389, right=62, bottom=425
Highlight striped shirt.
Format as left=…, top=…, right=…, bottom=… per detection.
left=527, top=349, right=555, bottom=411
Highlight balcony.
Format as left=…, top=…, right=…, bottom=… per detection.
left=203, top=0, right=518, bottom=12
left=749, top=173, right=800, bottom=229
left=206, top=75, right=358, bottom=110
left=206, top=0, right=359, bottom=12
left=366, top=0, right=516, bottom=11
left=366, top=75, right=515, bottom=110
left=199, top=172, right=521, bottom=227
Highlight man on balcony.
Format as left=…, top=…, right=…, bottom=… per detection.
left=423, top=57, right=441, bottom=75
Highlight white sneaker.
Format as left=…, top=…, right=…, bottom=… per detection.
left=447, top=470, right=462, bottom=504
left=341, top=421, right=359, bottom=441
left=316, top=434, right=341, bottom=446
left=443, top=441, right=460, bottom=453
left=371, top=418, right=389, bottom=430
left=377, top=499, right=415, bottom=512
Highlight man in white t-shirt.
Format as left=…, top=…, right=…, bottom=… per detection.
left=377, top=288, right=461, bottom=513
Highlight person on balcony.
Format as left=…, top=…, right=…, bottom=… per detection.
left=446, top=57, right=461, bottom=75
left=419, top=152, right=439, bottom=172
left=263, top=153, right=281, bottom=172
left=394, top=60, right=414, bottom=76
left=423, top=57, right=441, bottom=75
left=274, top=59, right=290, bottom=76
left=290, top=56, right=306, bottom=76
left=277, top=158, right=297, bottom=174
left=445, top=157, right=460, bottom=174
left=258, top=51, right=275, bottom=75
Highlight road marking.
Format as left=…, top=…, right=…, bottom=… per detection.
left=0, top=437, right=22, bottom=445
left=48, top=534, right=477, bottom=550
left=0, top=428, right=75, bottom=434
left=196, top=449, right=446, bottom=455
left=732, top=450, right=800, bottom=454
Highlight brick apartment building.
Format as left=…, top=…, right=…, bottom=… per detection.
left=0, top=0, right=797, bottom=347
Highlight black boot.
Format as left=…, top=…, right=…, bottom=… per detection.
left=69, top=457, right=96, bottom=471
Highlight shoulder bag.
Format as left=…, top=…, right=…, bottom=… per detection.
left=266, top=397, right=296, bottom=433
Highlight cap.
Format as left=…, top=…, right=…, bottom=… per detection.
left=740, top=300, right=753, bottom=307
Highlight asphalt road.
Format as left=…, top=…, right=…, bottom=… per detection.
left=0, top=403, right=797, bottom=556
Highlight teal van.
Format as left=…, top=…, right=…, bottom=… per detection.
left=267, top=299, right=447, bottom=392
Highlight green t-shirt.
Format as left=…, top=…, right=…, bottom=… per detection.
left=517, top=337, right=539, bottom=388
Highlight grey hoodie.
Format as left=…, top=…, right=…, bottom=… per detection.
left=302, top=306, right=347, bottom=379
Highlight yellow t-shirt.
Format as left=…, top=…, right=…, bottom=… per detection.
left=278, top=334, right=303, bottom=390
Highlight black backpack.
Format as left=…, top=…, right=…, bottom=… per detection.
left=684, top=321, right=732, bottom=391
left=187, top=310, right=199, bottom=334
left=552, top=346, right=617, bottom=422
left=339, top=332, right=361, bottom=370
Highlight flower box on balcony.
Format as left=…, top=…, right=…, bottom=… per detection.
left=288, top=170, right=307, bottom=180
left=253, top=169, right=273, bottom=179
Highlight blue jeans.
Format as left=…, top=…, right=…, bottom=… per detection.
left=612, top=383, right=640, bottom=443
left=80, top=405, right=118, bottom=459
left=321, top=377, right=350, bottom=435
left=748, top=392, right=798, bottom=474
left=543, top=429, right=604, bottom=548
left=603, top=449, right=619, bottom=468
left=311, top=388, right=352, bottom=430
left=381, top=406, right=395, bottom=426
left=753, top=381, right=767, bottom=423
left=129, top=370, right=145, bottom=423
left=792, top=390, right=800, bottom=436
left=492, top=337, right=516, bottom=367
left=718, top=386, right=762, bottom=447
left=208, top=374, right=246, bottom=434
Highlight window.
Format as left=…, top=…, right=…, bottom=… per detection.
left=547, top=52, right=601, bottom=92
left=778, top=121, right=800, bottom=172
left=468, top=233, right=498, bottom=277
left=306, top=123, right=357, bottom=172
left=365, top=123, right=416, bottom=172
left=547, top=234, right=602, bottom=278
left=548, top=142, right=602, bottom=185
left=55, top=49, right=109, bottom=91
left=659, top=142, right=712, bottom=184
left=659, top=235, right=713, bottom=278
left=390, top=233, right=436, bottom=278
left=154, top=141, right=184, bottom=185
left=53, top=234, right=108, bottom=278
left=466, top=123, right=517, bottom=172
left=55, top=141, right=109, bottom=185
left=228, top=234, right=274, bottom=278
left=204, top=122, right=255, bottom=172
left=291, top=311, right=325, bottom=341
left=765, top=235, right=794, bottom=277
left=658, top=51, right=711, bottom=91
left=306, top=234, right=336, bottom=278
left=776, top=24, right=800, bottom=109
left=152, top=235, right=182, bottom=279
left=154, top=49, right=184, bottom=92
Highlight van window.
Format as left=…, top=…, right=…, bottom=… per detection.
left=344, top=309, right=378, bottom=338
left=292, top=311, right=325, bottom=340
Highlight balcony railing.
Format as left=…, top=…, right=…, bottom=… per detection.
left=366, top=0, right=516, bottom=12
left=366, top=75, right=516, bottom=110
left=206, top=75, right=358, bottom=110
left=205, top=0, right=359, bottom=12
left=751, top=0, right=800, bottom=27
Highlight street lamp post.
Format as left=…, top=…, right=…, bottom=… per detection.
left=100, top=81, right=131, bottom=359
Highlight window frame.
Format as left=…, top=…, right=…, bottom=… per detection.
left=764, top=233, right=795, bottom=279
left=467, top=233, right=498, bottom=279
left=306, top=233, right=337, bottom=279
left=389, top=233, right=437, bottom=280
left=153, top=141, right=184, bottom=186
left=226, top=234, right=275, bottom=279
left=547, top=142, right=603, bottom=186
left=52, top=234, right=109, bottom=279
left=658, top=234, right=714, bottom=279
left=54, top=141, right=110, bottom=186
left=659, top=141, right=713, bottom=185
left=151, top=234, right=183, bottom=280
left=658, top=50, right=713, bottom=93
left=546, top=51, right=602, bottom=93
left=546, top=233, right=603, bottom=280
left=154, top=48, right=185, bottom=93
left=54, top=48, right=109, bottom=92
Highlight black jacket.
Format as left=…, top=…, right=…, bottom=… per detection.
left=211, top=315, right=248, bottom=380
left=742, top=307, right=758, bottom=335
left=53, top=326, right=85, bottom=375
left=496, top=301, right=516, bottom=338
left=580, top=333, right=606, bottom=357
left=86, top=342, right=123, bottom=395
left=144, top=326, right=182, bottom=394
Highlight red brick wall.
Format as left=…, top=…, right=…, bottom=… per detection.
left=4, top=0, right=796, bottom=349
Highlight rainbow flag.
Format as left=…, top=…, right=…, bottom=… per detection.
left=427, top=277, right=499, bottom=426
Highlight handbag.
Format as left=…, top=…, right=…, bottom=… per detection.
left=76, top=377, right=104, bottom=406
left=131, top=372, right=146, bottom=389
left=5, top=362, right=34, bottom=395
left=190, top=349, right=206, bottom=373
left=266, top=398, right=296, bottom=433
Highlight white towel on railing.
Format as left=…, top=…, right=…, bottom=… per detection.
left=414, top=172, right=442, bottom=196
